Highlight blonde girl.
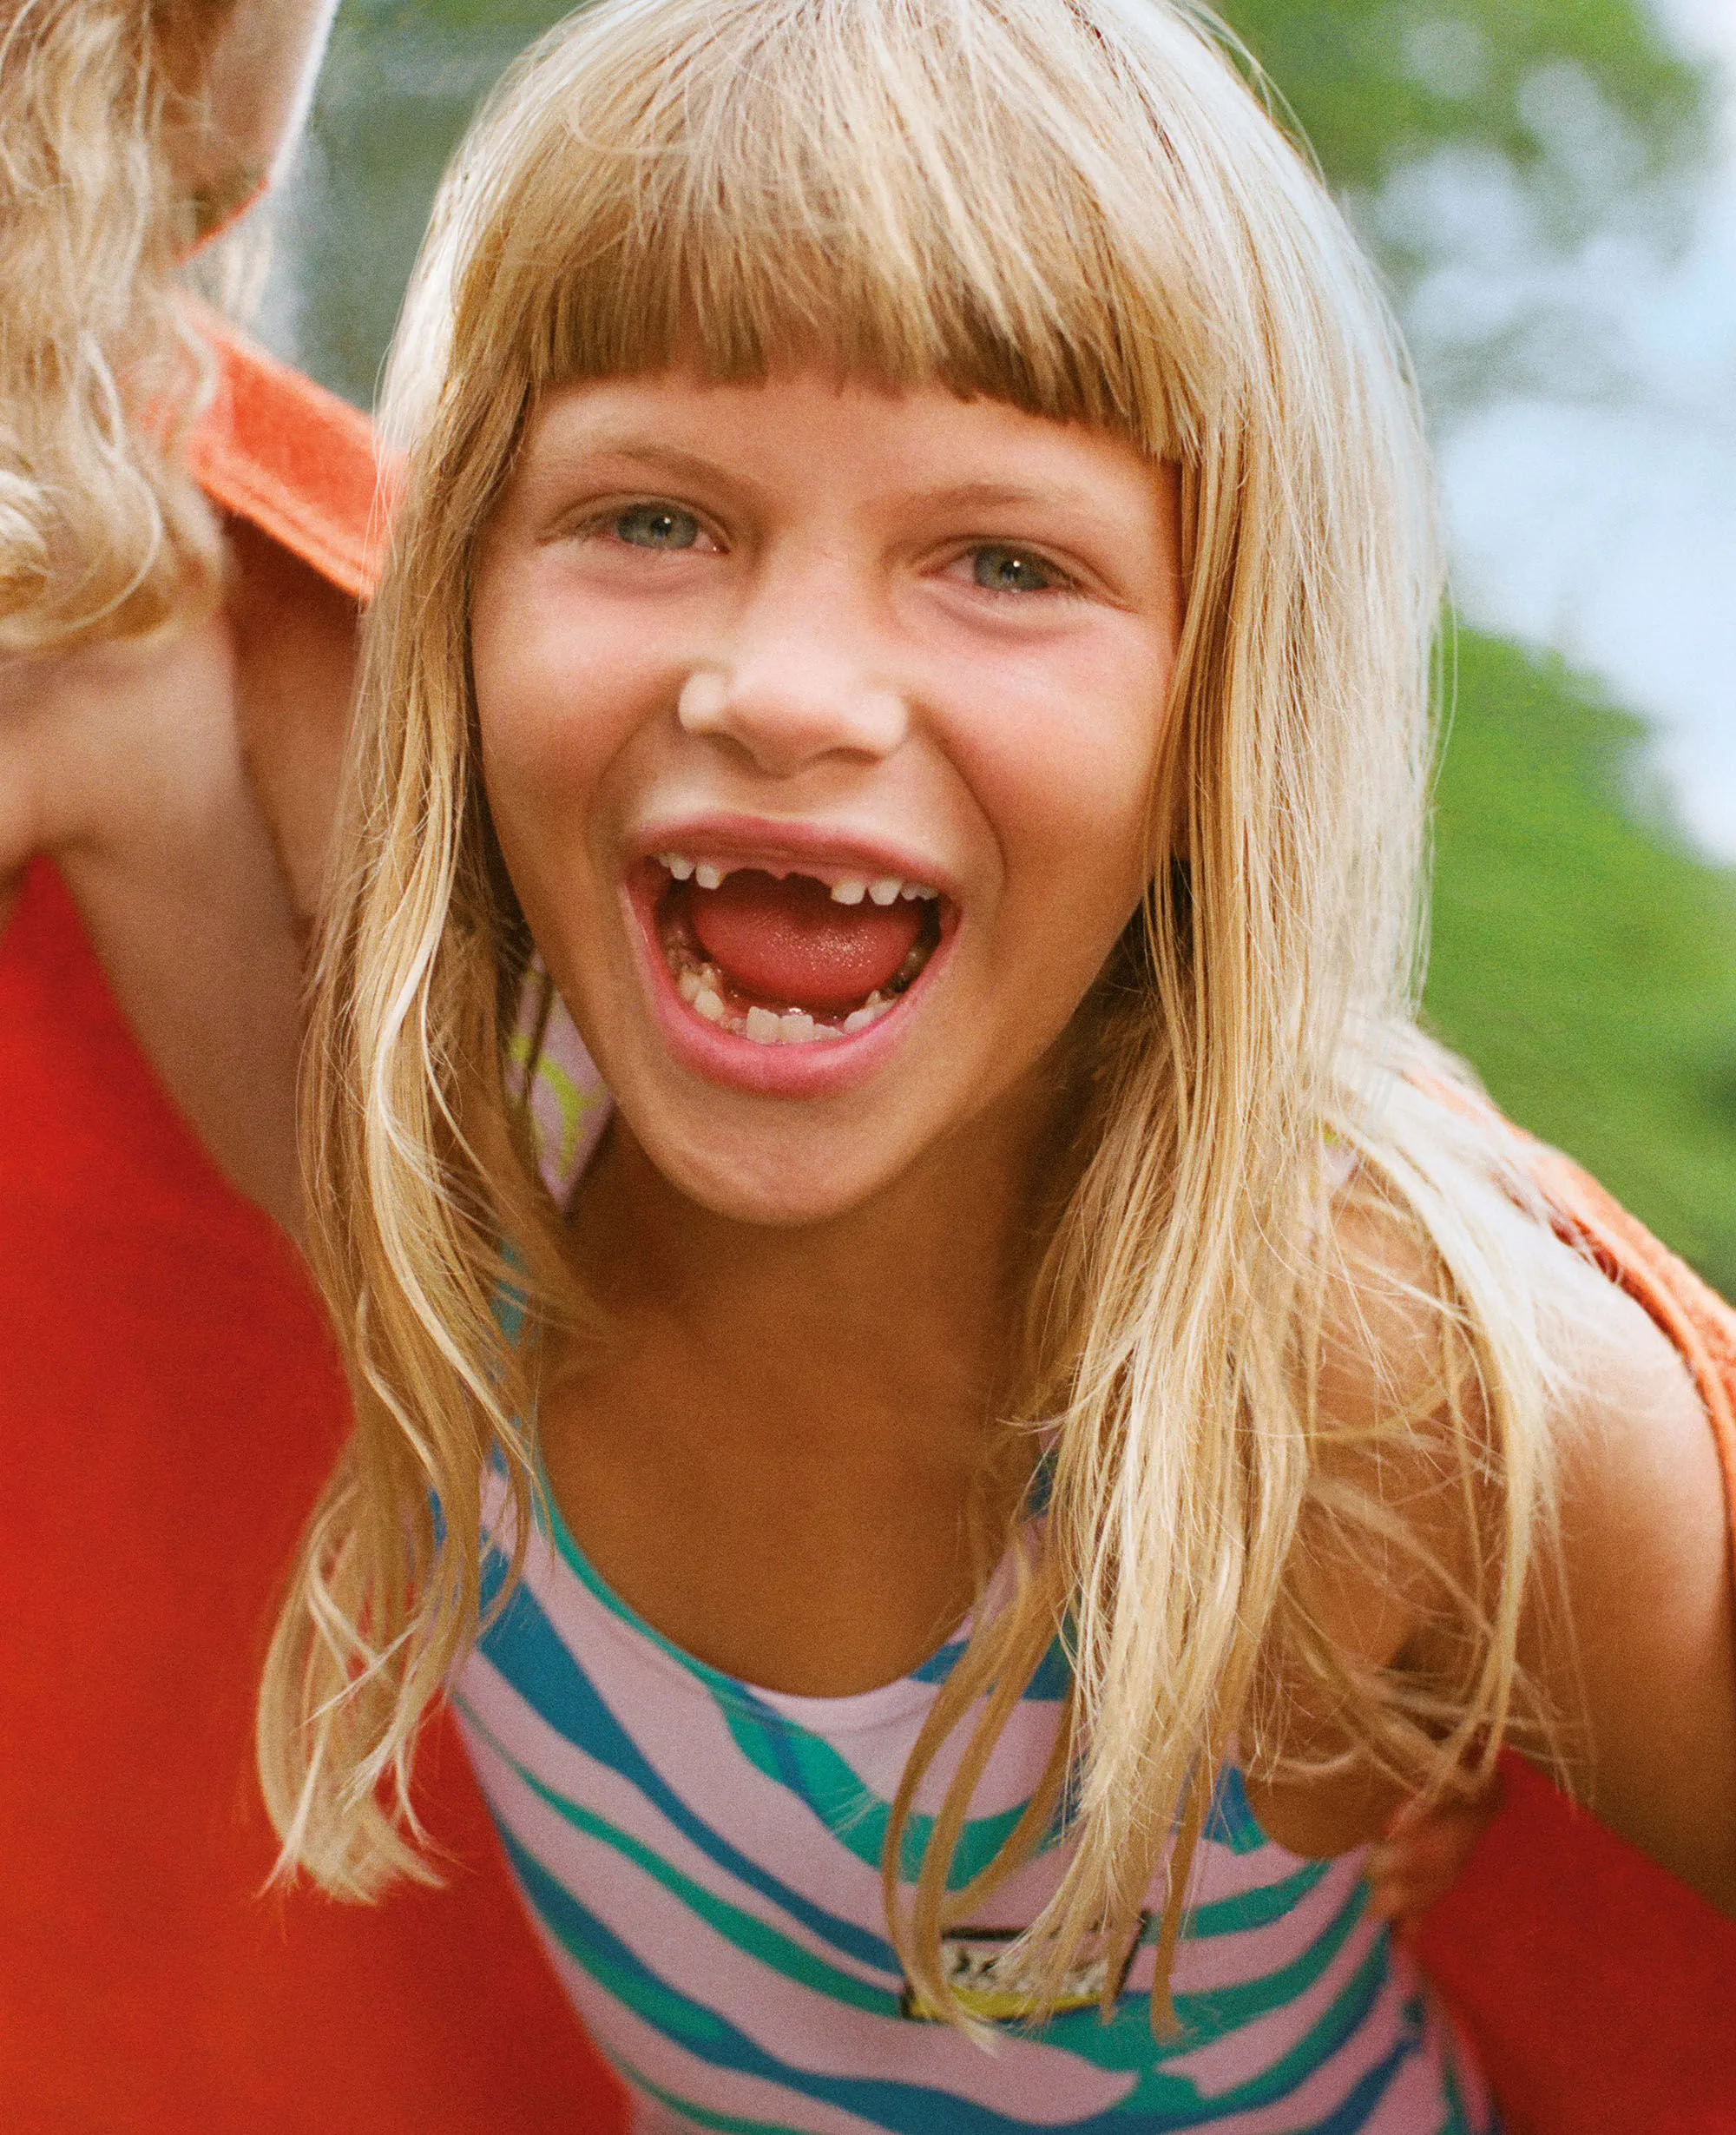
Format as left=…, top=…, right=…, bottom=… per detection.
left=266, top=0, right=1736, bottom=2127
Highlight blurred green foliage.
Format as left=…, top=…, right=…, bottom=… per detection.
left=281, top=0, right=1736, bottom=1290
left=1207, top=11, right=1736, bottom=1295
left=1428, top=634, right=1736, bottom=1297
left=1221, top=0, right=1706, bottom=197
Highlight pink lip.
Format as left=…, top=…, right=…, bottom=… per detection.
left=621, top=824, right=962, bottom=1099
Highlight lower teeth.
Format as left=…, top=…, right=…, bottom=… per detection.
left=668, top=952, right=895, bottom=1044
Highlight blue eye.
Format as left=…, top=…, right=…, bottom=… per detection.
left=614, top=504, right=701, bottom=550
left=971, top=544, right=1066, bottom=594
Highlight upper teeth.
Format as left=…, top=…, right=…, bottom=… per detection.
left=654, top=852, right=939, bottom=902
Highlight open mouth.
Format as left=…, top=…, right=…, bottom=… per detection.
left=642, top=850, right=948, bottom=1046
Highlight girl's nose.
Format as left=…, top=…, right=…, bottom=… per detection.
left=676, top=619, right=908, bottom=778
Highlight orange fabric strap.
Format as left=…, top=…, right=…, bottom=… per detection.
left=1529, top=1141, right=1736, bottom=1535
left=181, top=296, right=387, bottom=601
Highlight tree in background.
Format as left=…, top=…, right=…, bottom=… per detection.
left=1209, top=0, right=1736, bottom=1295
left=276, top=0, right=1736, bottom=1293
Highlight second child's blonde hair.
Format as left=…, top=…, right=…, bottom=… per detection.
left=0, top=0, right=233, bottom=653
left=266, top=0, right=1571, bottom=2027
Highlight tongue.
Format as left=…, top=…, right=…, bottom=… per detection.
left=689, top=871, right=922, bottom=1009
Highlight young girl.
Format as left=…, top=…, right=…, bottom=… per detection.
left=266, top=0, right=1736, bottom=2128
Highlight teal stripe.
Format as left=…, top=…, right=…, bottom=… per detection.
left=475, top=1548, right=898, bottom=1969
left=1186, top=1856, right=1334, bottom=1937
left=615, top=2058, right=809, bottom=2135
left=715, top=1684, right=1034, bottom=1888
left=1171, top=1875, right=1371, bottom=2035
left=1201, top=1769, right=1274, bottom=1858
left=1121, top=1929, right=1396, bottom=2119
left=497, top=1822, right=1155, bottom=2133
left=457, top=1692, right=903, bottom=2014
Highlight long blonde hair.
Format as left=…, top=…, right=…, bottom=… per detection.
left=266, top=0, right=1570, bottom=2026
left=0, top=0, right=234, bottom=654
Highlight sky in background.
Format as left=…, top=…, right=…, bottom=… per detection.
left=1413, top=0, right=1736, bottom=854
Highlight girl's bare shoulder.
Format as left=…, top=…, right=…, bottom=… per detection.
left=1311, top=1176, right=1717, bottom=1618
left=1317, top=1172, right=1736, bottom=1912
left=1323, top=1175, right=1716, bottom=1539
left=1526, top=1232, right=1736, bottom=1913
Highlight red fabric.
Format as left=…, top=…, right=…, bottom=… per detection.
left=1, top=322, right=623, bottom=2128
left=1417, top=1755, right=1736, bottom=2134
left=0, top=860, right=626, bottom=2130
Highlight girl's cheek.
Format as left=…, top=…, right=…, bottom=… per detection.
left=959, top=664, right=1165, bottom=898
left=475, top=581, right=653, bottom=822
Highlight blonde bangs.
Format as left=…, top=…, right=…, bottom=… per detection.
left=416, top=0, right=1293, bottom=463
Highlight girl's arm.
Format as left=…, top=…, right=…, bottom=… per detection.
left=0, top=0, right=352, bottom=1230
left=1521, top=1247, right=1736, bottom=1914
left=0, top=546, right=354, bottom=1231
left=1251, top=1202, right=1736, bottom=1917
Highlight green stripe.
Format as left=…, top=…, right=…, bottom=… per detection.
left=511, top=1031, right=607, bottom=1176
left=455, top=1692, right=903, bottom=2014
left=1185, top=1855, right=1334, bottom=1938
left=1120, top=1925, right=1394, bottom=2116
left=716, top=1693, right=1034, bottom=1888
left=1171, top=1875, right=1370, bottom=2034
left=614, top=2058, right=809, bottom=2135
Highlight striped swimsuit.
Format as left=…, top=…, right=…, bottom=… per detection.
left=455, top=1002, right=1497, bottom=2133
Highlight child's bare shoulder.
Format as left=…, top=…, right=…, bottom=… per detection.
left=1291, top=1165, right=1707, bottom=1669
left=1315, top=1147, right=1691, bottom=1409
left=1312, top=1168, right=1736, bottom=1910
left=1320, top=1170, right=1709, bottom=1504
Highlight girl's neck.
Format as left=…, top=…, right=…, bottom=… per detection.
left=565, top=1057, right=1070, bottom=1467
left=538, top=1051, right=1081, bottom=1694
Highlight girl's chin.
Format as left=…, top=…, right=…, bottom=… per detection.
left=592, top=990, right=974, bottom=1226
left=621, top=1101, right=931, bottom=1229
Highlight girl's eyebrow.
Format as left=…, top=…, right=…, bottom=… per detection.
left=917, top=478, right=1125, bottom=525
left=536, top=434, right=745, bottom=493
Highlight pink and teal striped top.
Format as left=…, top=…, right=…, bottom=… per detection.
left=451, top=996, right=1498, bottom=2133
